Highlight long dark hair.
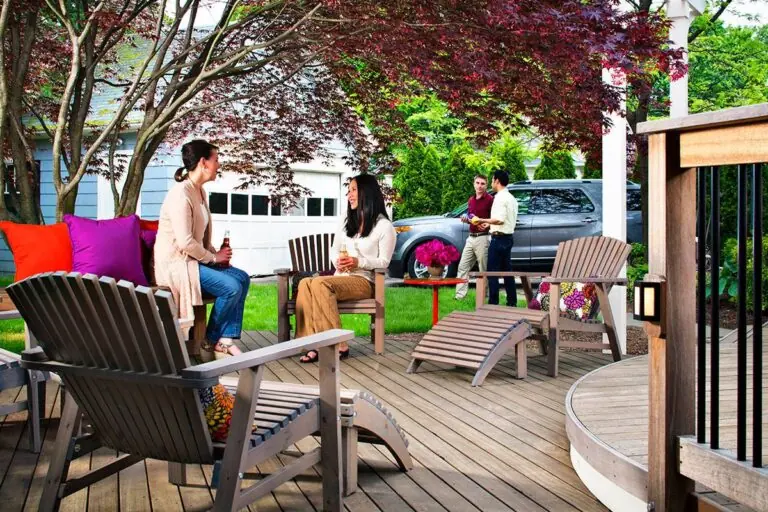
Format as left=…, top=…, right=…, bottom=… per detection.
left=174, top=139, right=218, bottom=182
left=345, top=174, right=389, bottom=238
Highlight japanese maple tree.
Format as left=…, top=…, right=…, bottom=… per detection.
left=1, top=0, right=685, bottom=222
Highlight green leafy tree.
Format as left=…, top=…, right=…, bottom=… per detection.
left=534, top=151, right=576, bottom=180
left=553, top=151, right=576, bottom=179
left=392, top=142, right=443, bottom=219
left=441, top=142, right=483, bottom=212
left=582, top=153, right=602, bottom=179
left=488, top=133, right=529, bottom=183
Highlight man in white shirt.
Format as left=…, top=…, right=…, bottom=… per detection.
left=473, top=170, right=519, bottom=306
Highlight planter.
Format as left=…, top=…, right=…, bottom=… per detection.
left=427, top=265, right=445, bottom=279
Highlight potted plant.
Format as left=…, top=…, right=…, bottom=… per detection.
left=415, top=239, right=460, bottom=279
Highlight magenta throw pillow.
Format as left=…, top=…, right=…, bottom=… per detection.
left=63, top=214, right=148, bottom=286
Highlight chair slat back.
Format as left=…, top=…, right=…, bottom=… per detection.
left=7, top=272, right=213, bottom=463
left=288, top=233, right=336, bottom=273
left=551, top=236, right=631, bottom=279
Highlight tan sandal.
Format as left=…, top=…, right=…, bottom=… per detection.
left=214, top=339, right=240, bottom=360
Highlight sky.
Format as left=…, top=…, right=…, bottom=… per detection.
left=719, top=0, right=768, bottom=26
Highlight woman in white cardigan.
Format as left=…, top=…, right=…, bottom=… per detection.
left=296, top=174, right=396, bottom=363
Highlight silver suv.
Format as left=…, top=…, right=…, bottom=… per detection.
left=389, top=179, right=642, bottom=278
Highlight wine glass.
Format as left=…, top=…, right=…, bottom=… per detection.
left=339, top=243, right=349, bottom=274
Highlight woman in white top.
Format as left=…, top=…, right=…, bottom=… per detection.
left=297, top=174, right=396, bottom=363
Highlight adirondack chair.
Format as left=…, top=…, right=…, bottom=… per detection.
left=8, top=272, right=351, bottom=512
left=473, top=236, right=631, bottom=377
left=276, top=233, right=386, bottom=353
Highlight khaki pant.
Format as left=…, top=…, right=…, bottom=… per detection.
left=295, top=275, right=373, bottom=349
left=455, top=234, right=490, bottom=299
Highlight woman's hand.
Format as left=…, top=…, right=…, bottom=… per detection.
left=337, top=256, right=358, bottom=272
left=215, top=247, right=232, bottom=265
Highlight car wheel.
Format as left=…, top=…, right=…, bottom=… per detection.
left=406, top=243, right=459, bottom=279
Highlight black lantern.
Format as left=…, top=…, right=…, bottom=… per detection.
left=633, top=280, right=662, bottom=322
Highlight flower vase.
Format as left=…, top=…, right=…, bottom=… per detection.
left=427, top=265, right=445, bottom=279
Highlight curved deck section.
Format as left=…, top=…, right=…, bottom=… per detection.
left=567, top=332, right=768, bottom=512
left=565, top=356, right=649, bottom=512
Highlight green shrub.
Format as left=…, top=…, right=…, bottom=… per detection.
left=723, top=236, right=768, bottom=312
left=627, top=262, right=648, bottom=301
left=392, top=142, right=443, bottom=219
left=488, top=133, right=529, bottom=183
left=534, top=150, right=577, bottom=180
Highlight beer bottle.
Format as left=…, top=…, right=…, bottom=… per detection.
left=220, top=229, right=231, bottom=267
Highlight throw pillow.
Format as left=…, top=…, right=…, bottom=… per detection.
left=199, top=383, right=257, bottom=442
left=139, top=218, right=159, bottom=232
left=139, top=219, right=159, bottom=285
left=140, top=228, right=158, bottom=285
left=0, top=222, right=73, bottom=281
left=528, top=281, right=599, bottom=321
left=63, top=214, right=148, bottom=286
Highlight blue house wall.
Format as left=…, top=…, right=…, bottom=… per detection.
left=0, top=134, right=178, bottom=276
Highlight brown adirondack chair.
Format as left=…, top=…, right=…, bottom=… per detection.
left=472, top=235, right=631, bottom=377
left=276, top=233, right=386, bottom=353
left=8, top=272, right=351, bottom=512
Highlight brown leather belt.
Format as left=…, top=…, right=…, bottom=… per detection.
left=469, top=232, right=489, bottom=237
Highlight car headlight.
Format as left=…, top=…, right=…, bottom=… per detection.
left=394, top=226, right=412, bottom=233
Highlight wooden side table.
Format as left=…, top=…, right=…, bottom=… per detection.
left=403, top=278, right=467, bottom=326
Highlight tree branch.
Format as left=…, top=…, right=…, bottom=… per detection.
left=689, top=0, right=734, bottom=43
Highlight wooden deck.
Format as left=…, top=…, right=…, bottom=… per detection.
left=0, top=331, right=615, bottom=511
left=567, top=328, right=768, bottom=511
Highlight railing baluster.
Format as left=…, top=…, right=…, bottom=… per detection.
left=711, top=166, right=720, bottom=450
left=697, top=167, right=707, bottom=444
left=754, top=163, right=764, bottom=468
left=737, top=164, right=748, bottom=461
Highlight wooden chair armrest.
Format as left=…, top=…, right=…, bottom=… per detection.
left=542, top=277, right=628, bottom=285
left=275, top=268, right=291, bottom=276
left=470, top=271, right=551, bottom=278
left=181, top=329, right=355, bottom=379
left=373, top=268, right=387, bottom=274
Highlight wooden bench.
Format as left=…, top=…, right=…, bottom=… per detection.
left=276, top=233, right=386, bottom=354
left=407, top=312, right=533, bottom=386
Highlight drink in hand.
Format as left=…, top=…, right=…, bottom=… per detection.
left=339, top=243, right=349, bottom=273
left=220, top=229, right=231, bottom=268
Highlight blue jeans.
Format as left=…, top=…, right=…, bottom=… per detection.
left=198, top=264, right=250, bottom=341
left=487, top=234, right=517, bottom=306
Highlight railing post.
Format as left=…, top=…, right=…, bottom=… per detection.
left=646, top=131, right=696, bottom=512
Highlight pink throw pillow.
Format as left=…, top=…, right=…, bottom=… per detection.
left=63, top=214, right=148, bottom=286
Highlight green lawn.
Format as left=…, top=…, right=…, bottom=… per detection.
left=0, top=282, right=526, bottom=352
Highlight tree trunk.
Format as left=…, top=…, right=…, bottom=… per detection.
left=117, top=133, right=164, bottom=216
left=56, top=185, right=79, bottom=221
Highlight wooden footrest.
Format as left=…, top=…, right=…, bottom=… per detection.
left=407, top=311, right=533, bottom=386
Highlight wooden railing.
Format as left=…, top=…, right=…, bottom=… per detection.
left=637, top=103, right=768, bottom=512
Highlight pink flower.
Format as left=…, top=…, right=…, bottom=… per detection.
left=415, top=239, right=460, bottom=267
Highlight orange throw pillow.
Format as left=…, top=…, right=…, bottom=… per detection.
left=0, top=222, right=73, bottom=281
left=139, top=219, right=159, bottom=231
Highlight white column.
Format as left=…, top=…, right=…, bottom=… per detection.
left=602, top=67, right=627, bottom=354
left=667, top=0, right=703, bottom=118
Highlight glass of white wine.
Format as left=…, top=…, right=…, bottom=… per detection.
left=338, top=243, right=349, bottom=274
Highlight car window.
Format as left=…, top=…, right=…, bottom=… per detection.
left=531, top=189, right=595, bottom=214
left=510, top=189, right=532, bottom=215
left=627, top=190, right=641, bottom=211
left=446, top=202, right=468, bottom=218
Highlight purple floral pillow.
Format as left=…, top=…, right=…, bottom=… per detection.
left=528, top=282, right=600, bottom=321
left=63, top=214, right=148, bottom=286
